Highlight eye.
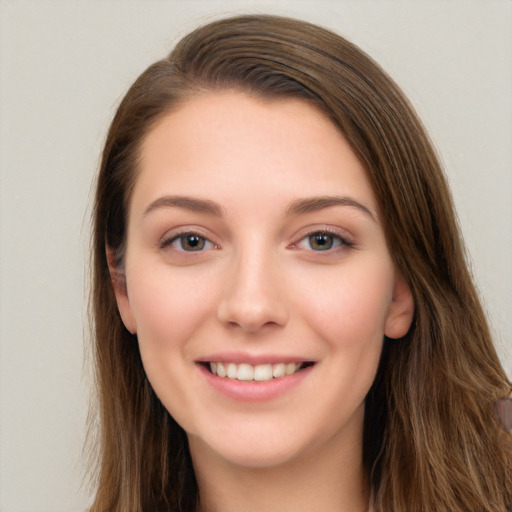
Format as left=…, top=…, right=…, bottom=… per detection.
left=296, top=231, right=352, bottom=252
left=162, top=232, right=216, bottom=252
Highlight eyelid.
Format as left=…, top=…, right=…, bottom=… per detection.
left=158, top=226, right=219, bottom=251
left=290, top=225, right=355, bottom=251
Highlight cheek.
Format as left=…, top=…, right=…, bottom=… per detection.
left=125, top=264, right=218, bottom=362
left=124, top=266, right=217, bottom=427
left=295, top=259, right=394, bottom=348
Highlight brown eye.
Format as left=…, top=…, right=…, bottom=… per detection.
left=294, top=230, right=353, bottom=252
left=180, top=234, right=205, bottom=251
left=308, top=233, right=335, bottom=251
left=163, top=233, right=215, bottom=252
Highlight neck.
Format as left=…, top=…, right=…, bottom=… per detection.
left=190, top=430, right=369, bottom=512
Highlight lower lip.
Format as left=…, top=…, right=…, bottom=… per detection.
left=197, top=364, right=314, bottom=402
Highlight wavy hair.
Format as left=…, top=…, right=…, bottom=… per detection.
left=88, top=14, right=511, bottom=511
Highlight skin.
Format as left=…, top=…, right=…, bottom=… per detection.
left=111, top=91, right=414, bottom=511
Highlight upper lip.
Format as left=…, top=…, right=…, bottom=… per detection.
left=195, top=352, right=315, bottom=365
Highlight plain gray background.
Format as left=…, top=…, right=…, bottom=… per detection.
left=0, top=1, right=510, bottom=510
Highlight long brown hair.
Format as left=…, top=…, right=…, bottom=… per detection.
left=88, top=14, right=512, bottom=511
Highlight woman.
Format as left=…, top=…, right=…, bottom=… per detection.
left=88, top=14, right=511, bottom=512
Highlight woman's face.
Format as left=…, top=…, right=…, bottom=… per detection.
left=113, top=91, right=413, bottom=469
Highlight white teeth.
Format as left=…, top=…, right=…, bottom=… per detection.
left=216, top=362, right=227, bottom=378
left=227, top=363, right=237, bottom=379
left=272, top=363, right=286, bottom=378
left=237, top=363, right=254, bottom=381
left=208, top=361, right=304, bottom=381
left=254, top=364, right=273, bottom=381
left=285, top=362, right=297, bottom=375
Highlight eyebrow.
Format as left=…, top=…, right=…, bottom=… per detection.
left=143, top=195, right=224, bottom=217
left=143, top=194, right=376, bottom=222
left=286, top=195, right=376, bottom=221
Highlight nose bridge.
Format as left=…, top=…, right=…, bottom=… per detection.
left=217, top=240, right=288, bottom=332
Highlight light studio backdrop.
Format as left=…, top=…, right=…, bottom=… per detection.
left=0, top=1, right=510, bottom=511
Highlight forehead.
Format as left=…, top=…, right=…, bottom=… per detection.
left=133, top=91, right=377, bottom=217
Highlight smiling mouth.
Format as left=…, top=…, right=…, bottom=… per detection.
left=205, top=361, right=314, bottom=382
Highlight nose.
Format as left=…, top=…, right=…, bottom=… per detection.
left=217, top=248, right=289, bottom=333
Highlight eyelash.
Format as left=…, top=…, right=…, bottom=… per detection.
left=159, top=228, right=354, bottom=254
left=293, top=229, right=354, bottom=252
left=159, top=231, right=218, bottom=252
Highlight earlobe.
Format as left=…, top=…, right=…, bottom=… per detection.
left=106, top=247, right=137, bottom=334
left=384, top=272, right=414, bottom=340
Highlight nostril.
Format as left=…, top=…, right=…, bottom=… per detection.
left=216, top=270, right=289, bottom=331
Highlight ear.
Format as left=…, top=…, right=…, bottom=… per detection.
left=384, top=272, right=414, bottom=340
left=106, top=247, right=137, bottom=334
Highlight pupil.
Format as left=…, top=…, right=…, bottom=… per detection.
left=184, top=235, right=204, bottom=250
left=310, top=233, right=333, bottom=250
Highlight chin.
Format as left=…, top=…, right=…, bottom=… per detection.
left=188, top=429, right=313, bottom=470
left=226, top=445, right=303, bottom=469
